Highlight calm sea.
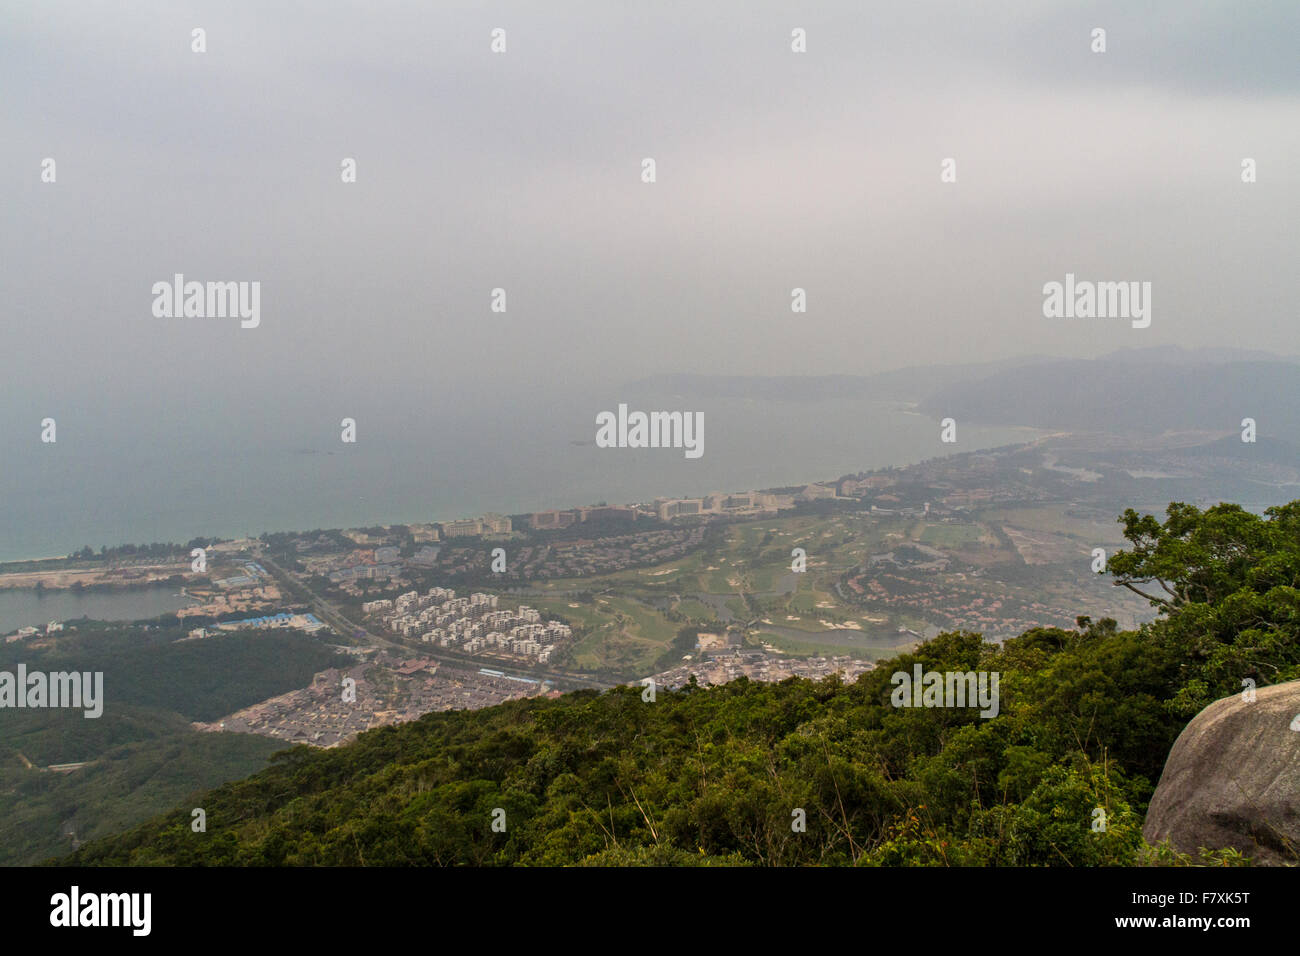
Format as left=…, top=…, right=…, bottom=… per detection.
left=0, top=585, right=196, bottom=635
left=0, top=387, right=1036, bottom=565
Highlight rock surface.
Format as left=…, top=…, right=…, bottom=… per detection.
left=1144, top=680, right=1300, bottom=864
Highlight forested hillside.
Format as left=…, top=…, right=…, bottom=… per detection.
left=64, top=501, right=1300, bottom=866
left=1, top=629, right=349, bottom=865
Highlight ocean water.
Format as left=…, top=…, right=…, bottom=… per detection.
left=0, top=386, right=1036, bottom=563
left=0, top=585, right=196, bottom=635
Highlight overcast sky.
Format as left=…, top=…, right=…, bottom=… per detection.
left=3, top=0, right=1298, bottom=412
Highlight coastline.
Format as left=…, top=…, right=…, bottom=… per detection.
left=1, top=429, right=1046, bottom=570
left=0, top=394, right=1046, bottom=566
left=0, top=566, right=190, bottom=592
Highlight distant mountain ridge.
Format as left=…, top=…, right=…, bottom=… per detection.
left=1172, top=433, right=1300, bottom=467
left=626, top=347, right=1299, bottom=410
left=625, top=356, right=1054, bottom=402
left=921, top=358, right=1300, bottom=438
left=1095, top=345, right=1299, bottom=366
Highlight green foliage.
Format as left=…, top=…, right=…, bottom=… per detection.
left=0, top=627, right=349, bottom=864
left=1109, top=501, right=1300, bottom=713
left=0, top=628, right=348, bottom=723
left=0, top=731, right=280, bottom=866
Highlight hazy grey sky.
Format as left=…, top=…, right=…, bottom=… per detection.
left=3, top=0, right=1298, bottom=409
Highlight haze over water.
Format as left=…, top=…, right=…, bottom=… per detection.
left=5, top=4, right=1294, bottom=564
left=0, top=385, right=1035, bottom=563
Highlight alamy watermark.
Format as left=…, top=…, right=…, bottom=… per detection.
left=50, top=886, right=150, bottom=936
left=152, top=274, right=260, bottom=328
left=1042, top=273, right=1150, bottom=329
left=0, top=664, right=103, bottom=718
left=890, top=664, right=999, bottom=718
left=595, top=403, right=703, bottom=459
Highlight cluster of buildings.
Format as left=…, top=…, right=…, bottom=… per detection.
left=212, top=561, right=269, bottom=589
left=654, top=490, right=798, bottom=521
left=440, top=513, right=512, bottom=537
left=516, top=488, right=810, bottom=528
left=178, top=558, right=284, bottom=619
left=845, top=569, right=1075, bottom=641
left=314, top=546, right=410, bottom=585
left=431, top=525, right=709, bottom=581
left=409, top=545, right=441, bottom=566
left=177, top=580, right=281, bottom=618
left=327, top=560, right=402, bottom=585
left=187, top=612, right=327, bottom=640
left=647, top=650, right=875, bottom=691
left=694, top=630, right=740, bottom=651
left=361, top=588, right=571, bottom=663
left=317, top=536, right=479, bottom=586
left=197, top=657, right=543, bottom=748
left=865, top=543, right=949, bottom=571
left=837, top=475, right=898, bottom=496
left=436, top=496, right=805, bottom=533
left=4, top=620, right=62, bottom=642
left=304, top=545, right=436, bottom=591
left=528, top=526, right=707, bottom=579
left=438, top=505, right=656, bottom=536
left=838, top=452, right=1054, bottom=513
left=528, top=505, right=638, bottom=529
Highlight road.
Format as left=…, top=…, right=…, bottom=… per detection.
left=255, top=551, right=610, bottom=691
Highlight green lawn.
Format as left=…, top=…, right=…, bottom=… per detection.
left=560, top=595, right=681, bottom=675
left=916, top=522, right=986, bottom=548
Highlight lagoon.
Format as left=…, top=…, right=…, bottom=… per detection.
left=0, top=585, right=196, bottom=635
